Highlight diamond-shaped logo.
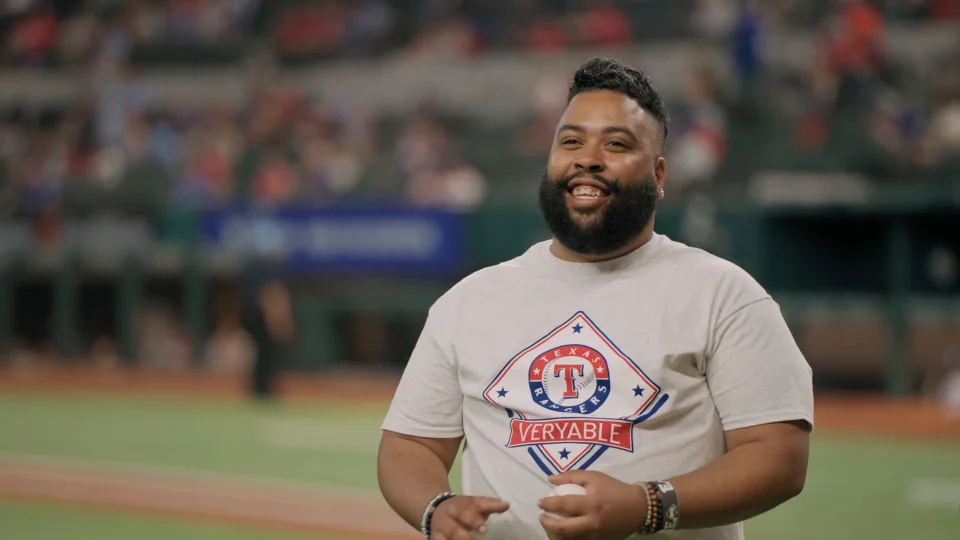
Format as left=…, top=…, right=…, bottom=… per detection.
left=483, top=311, right=668, bottom=474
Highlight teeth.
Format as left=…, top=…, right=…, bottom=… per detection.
left=571, top=185, right=603, bottom=198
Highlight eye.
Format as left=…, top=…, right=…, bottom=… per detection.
left=561, top=138, right=581, bottom=146
left=607, top=140, right=627, bottom=148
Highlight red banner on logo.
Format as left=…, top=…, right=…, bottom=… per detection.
left=507, top=418, right=633, bottom=451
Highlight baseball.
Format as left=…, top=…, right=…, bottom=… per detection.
left=544, top=483, right=587, bottom=519
left=550, top=483, right=587, bottom=497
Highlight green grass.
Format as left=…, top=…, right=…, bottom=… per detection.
left=0, top=500, right=347, bottom=540
left=746, top=433, right=960, bottom=539
left=0, top=393, right=386, bottom=489
left=1, top=392, right=958, bottom=540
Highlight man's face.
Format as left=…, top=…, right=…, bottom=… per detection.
left=538, top=89, right=665, bottom=256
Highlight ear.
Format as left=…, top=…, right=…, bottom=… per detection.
left=655, top=156, right=667, bottom=194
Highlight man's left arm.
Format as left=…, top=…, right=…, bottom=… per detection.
left=539, top=294, right=814, bottom=538
left=667, top=295, right=814, bottom=530
left=538, top=420, right=809, bottom=537
left=664, top=419, right=809, bottom=529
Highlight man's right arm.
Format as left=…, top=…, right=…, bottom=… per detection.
left=378, top=290, right=510, bottom=538
left=378, top=430, right=510, bottom=538
left=377, top=431, right=462, bottom=529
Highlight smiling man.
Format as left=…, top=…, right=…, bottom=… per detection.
left=378, top=57, right=814, bottom=540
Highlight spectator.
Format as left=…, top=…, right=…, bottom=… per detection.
left=404, top=152, right=487, bottom=211
left=668, top=68, right=728, bottom=192
left=515, top=75, right=567, bottom=156
left=251, top=149, right=299, bottom=206
left=273, top=0, right=346, bottom=58
left=394, top=113, right=449, bottom=180
left=928, top=80, right=960, bottom=158
left=342, top=0, right=395, bottom=55
left=572, top=1, right=632, bottom=48
left=730, top=0, right=765, bottom=94
left=205, top=288, right=256, bottom=374
left=522, top=15, right=567, bottom=53
left=407, top=14, right=481, bottom=59
left=137, top=302, right=192, bottom=372
left=57, top=11, right=100, bottom=67
left=3, top=2, right=59, bottom=67
left=693, top=0, right=740, bottom=40
left=866, top=89, right=935, bottom=170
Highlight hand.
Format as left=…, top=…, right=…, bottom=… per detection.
left=429, top=495, right=510, bottom=540
left=538, top=471, right=647, bottom=540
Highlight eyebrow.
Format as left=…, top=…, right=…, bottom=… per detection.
left=558, top=124, right=638, bottom=141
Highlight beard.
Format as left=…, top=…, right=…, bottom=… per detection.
left=537, top=170, right=659, bottom=256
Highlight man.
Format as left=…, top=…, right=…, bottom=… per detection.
left=378, top=57, right=814, bottom=540
left=240, top=262, right=295, bottom=401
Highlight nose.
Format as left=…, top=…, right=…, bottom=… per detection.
left=574, top=150, right=605, bottom=174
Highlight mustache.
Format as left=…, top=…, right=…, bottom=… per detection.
left=556, top=173, right=621, bottom=194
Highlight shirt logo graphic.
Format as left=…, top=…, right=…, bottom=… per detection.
left=529, top=345, right=611, bottom=415
left=483, top=311, right=669, bottom=474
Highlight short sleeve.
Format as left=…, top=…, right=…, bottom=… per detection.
left=380, top=293, right=465, bottom=439
left=706, top=297, right=815, bottom=432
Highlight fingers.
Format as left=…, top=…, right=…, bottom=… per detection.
left=547, top=470, right=596, bottom=487
left=448, top=529, right=480, bottom=540
left=432, top=515, right=482, bottom=540
left=433, top=496, right=507, bottom=539
left=472, top=496, right=511, bottom=515
left=538, top=493, right=589, bottom=518
left=539, top=513, right=596, bottom=538
left=432, top=528, right=476, bottom=540
left=452, top=506, right=489, bottom=533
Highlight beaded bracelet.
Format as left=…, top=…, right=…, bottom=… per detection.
left=638, top=481, right=679, bottom=535
left=420, top=491, right=457, bottom=539
left=639, top=482, right=661, bottom=534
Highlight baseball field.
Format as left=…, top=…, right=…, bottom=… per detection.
left=0, top=368, right=958, bottom=540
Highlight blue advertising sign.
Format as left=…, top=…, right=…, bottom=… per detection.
left=198, top=206, right=467, bottom=275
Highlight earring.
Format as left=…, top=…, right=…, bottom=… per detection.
left=657, top=187, right=665, bottom=197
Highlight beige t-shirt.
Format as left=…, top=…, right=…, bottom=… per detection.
left=381, top=233, right=814, bottom=540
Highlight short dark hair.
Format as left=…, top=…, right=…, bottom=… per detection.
left=567, top=57, right=670, bottom=150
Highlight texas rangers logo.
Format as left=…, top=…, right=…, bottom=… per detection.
left=483, top=311, right=669, bottom=474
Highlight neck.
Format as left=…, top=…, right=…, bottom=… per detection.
left=549, top=222, right=656, bottom=263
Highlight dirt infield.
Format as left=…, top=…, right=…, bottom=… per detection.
left=0, top=366, right=417, bottom=538
left=1, top=365, right=958, bottom=538
left=0, top=453, right=419, bottom=540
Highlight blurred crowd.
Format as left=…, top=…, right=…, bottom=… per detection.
left=0, top=0, right=959, bottom=219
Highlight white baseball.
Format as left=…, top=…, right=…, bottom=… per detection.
left=544, top=483, right=587, bottom=518
left=551, top=483, right=587, bottom=497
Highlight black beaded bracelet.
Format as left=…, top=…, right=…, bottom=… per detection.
left=420, top=491, right=457, bottom=539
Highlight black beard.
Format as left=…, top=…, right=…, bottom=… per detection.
left=537, top=171, right=659, bottom=256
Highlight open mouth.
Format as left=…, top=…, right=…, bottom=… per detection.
left=568, top=184, right=610, bottom=200
left=566, top=178, right=612, bottom=202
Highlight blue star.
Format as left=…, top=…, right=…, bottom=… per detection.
left=497, top=388, right=508, bottom=398
left=559, top=448, right=570, bottom=460
left=633, top=385, right=645, bottom=396
left=572, top=323, right=583, bottom=334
